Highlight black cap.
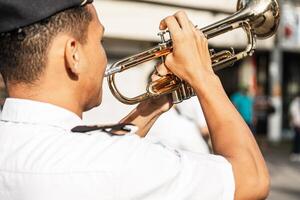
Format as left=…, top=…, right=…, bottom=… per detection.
left=0, top=0, right=93, bottom=33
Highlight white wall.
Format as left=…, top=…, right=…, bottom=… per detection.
left=141, top=0, right=236, bottom=12
left=94, top=0, right=275, bottom=49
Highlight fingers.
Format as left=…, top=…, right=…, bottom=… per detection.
left=159, top=10, right=214, bottom=83
left=156, top=63, right=170, bottom=75
left=190, top=22, right=208, bottom=57
left=151, top=63, right=170, bottom=81
left=174, top=11, right=192, bottom=31
left=194, top=29, right=208, bottom=55
left=188, top=21, right=212, bottom=71
left=159, top=20, right=167, bottom=30
left=159, top=16, right=181, bottom=42
left=160, top=11, right=192, bottom=31
left=159, top=16, right=180, bottom=32
left=160, top=11, right=196, bottom=46
left=195, top=29, right=213, bottom=71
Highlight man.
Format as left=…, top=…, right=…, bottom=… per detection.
left=0, top=0, right=269, bottom=200
left=231, top=85, right=254, bottom=131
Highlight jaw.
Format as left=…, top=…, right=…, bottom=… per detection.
left=82, top=85, right=103, bottom=112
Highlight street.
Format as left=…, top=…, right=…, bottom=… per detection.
left=262, top=140, right=300, bottom=200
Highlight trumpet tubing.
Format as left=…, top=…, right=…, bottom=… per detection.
left=106, top=0, right=280, bottom=105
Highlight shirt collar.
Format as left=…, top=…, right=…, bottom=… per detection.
left=1, top=98, right=82, bottom=131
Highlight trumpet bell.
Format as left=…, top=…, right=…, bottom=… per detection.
left=237, top=0, right=280, bottom=39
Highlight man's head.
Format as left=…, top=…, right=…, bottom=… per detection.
left=0, top=0, right=107, bottom=113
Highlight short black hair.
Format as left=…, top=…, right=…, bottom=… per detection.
left=0, top=6, right=92, bottom=84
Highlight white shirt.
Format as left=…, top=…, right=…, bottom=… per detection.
left=289, top=97, right=300, bottom=127
left=176, top=97, right=208, bottom=128
left=0, top=98, right=235, bottom=200
left=148, top=97, right=209, bottom=154
left=147, top=108, right=209, bottom=154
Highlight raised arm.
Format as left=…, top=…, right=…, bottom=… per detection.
left=119, top=85, right=172, bottom=137
left=159, top=11, right=270, bottom=200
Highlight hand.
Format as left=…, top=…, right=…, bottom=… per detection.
left=159, top=11, right=214, bottom=86
left=137, top=63, right=173, bottom=115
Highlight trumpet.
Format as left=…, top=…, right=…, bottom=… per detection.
left=105, top=0, right=280, bottom=105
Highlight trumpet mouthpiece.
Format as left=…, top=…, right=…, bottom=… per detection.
left=104, top=66, right=122, bottom=77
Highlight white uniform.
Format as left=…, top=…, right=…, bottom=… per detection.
left=176, top=97, right=208, bottom=129
left=148, top=97, right=209, bottom=154
left=0, top=98, right=235, bottom=200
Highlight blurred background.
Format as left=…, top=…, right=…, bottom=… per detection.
left=0, top=0, right=299, bottom=199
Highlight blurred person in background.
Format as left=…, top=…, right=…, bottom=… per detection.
left=289, top=91, right=300, bottom=162
left=0, top=0, right=270, bottom=199
left=231, top=85, right=254, bottom=132
left=148, top=96, right=210, bottom=154
left=253, top=85, right=275, bottom=135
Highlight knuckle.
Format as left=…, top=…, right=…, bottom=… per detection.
left=175, top=10, right=188, bottom=20
left=202, top=35, right=208, bottom=42
left=165, top=16, right=174, bottom=22
left=174, top=11, right=181, bottom=16
left=176, top=10, right=186, bottom=16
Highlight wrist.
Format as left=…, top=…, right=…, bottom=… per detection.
left=189, top=71, right=222, bottom=96
left=137, top=100, right=165, bottom=117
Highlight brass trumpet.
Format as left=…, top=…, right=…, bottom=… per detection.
left=105, top=0, right=280, bottom=105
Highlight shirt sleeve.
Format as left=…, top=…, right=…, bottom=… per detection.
left=117, top=137, right=235, bottom=200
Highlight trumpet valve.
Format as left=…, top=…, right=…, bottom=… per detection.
left=148, top=74, right=182, bottom=95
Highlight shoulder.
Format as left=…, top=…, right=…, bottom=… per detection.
left=0, top=122, right=144, bottom=173
left=40, top=131, right=145, bottom=172
left=117, top=142, right=235, bottom=200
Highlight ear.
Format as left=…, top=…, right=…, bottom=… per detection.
left=65, top=38, right=81, bottom=76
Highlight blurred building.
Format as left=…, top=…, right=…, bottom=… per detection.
left=278, top=0, right=300, bottom=140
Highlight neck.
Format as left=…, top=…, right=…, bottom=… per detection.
left=7, top=82, right=83, bottom=118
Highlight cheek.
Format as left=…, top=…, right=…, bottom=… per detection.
left=85, top=42, right=106, bottom=84
left=95, top=50, right=106, bottom=88
left=93, top=44, right=106, bottom=71
left=98, top=45, right=107, bottom=68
